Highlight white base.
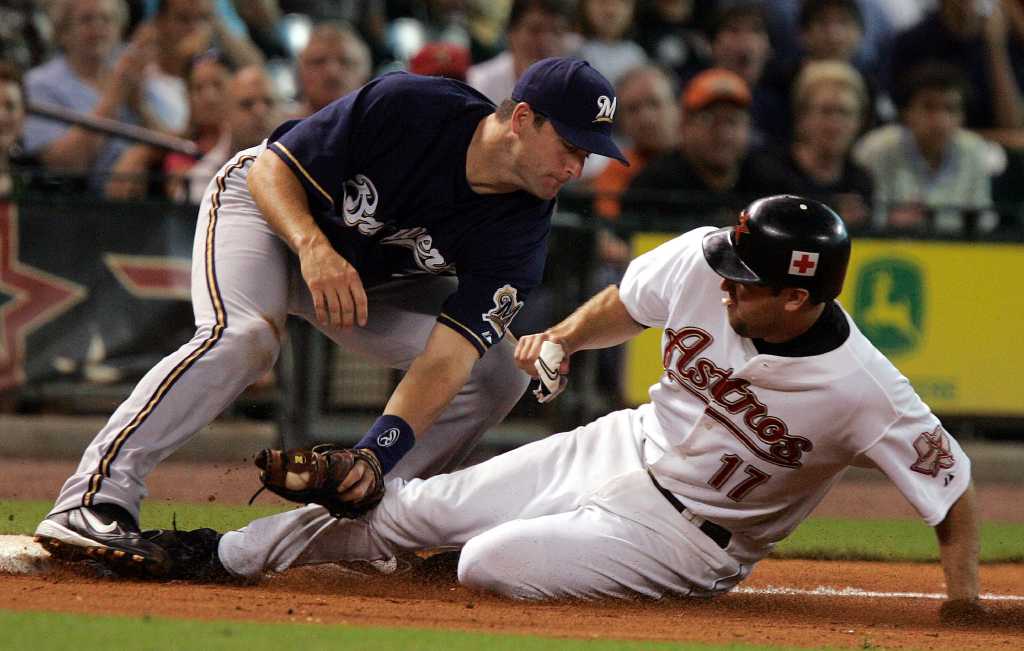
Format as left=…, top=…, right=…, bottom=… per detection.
left=0, top=535, right=52, bottom=574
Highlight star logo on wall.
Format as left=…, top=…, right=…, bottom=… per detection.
left=0, top=202, right=87, bottom=391
left=104, top=253, right=191, bottom=300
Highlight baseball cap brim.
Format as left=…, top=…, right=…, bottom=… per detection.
left=702, top=227, right=761, bottom=283
left=547, top=115, right=630, bottom=166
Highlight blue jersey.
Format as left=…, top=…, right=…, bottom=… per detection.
left=268, top=73, right=555, bottom=356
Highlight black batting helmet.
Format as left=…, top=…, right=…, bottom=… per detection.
left=702, top=195, right=851, bottom=303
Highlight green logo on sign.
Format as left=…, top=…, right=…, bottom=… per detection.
left=853, top=258, right=924, bottom=355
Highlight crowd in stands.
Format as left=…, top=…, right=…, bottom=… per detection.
left=1, top=0, right=1023, bottom=239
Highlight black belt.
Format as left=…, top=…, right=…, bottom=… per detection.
left=648, top=471, right=732, bottom=549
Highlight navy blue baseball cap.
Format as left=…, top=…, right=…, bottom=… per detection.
left=511, top=57, right=629, bottom=166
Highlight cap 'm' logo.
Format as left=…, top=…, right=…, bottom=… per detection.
left=789, top=251, right=819, bottom=276
left=594, top=95, right=617, bottom=123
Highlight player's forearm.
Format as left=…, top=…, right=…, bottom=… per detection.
left=546, top=285, right=645, bottom=355
left=382, top=326, right=478, bottom=435
left=247, top=150, right=328, bottom=254
left=934, top=483, right=981, bottom=601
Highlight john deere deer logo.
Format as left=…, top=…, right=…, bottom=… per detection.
left=594, top=95, right=617, bottom=123
left=853, top=259, right=924, bottom=356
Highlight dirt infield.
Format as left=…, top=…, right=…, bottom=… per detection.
left=2, top=557, right=1022, bottom=649
left=2, top=457, right=1023, bottom=649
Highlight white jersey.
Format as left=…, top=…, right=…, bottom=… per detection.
left=619, top=227, right=970, bottom=563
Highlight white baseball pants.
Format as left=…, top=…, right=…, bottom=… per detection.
left=219, top=408, right=746, bottom=600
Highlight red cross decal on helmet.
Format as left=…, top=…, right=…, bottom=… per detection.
left=788, top=250, right=819, bottom=276
left=910, top=426, right=955, bottom=477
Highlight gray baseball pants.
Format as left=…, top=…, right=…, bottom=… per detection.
left=48, top=146, right=529, bottom=522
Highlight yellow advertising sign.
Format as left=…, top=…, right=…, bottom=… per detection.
left=625, top=234, right=1024, bottom=416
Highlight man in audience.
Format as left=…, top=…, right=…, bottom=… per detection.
left=706, top=1, right=786, bottom=145
left=289, top=22, right=372, bottom=118
left=176, top=65, right=280, bottom=204
left=593, top=64, right=681, bottom=223
left=634, top=0, right=710, bottom=87
left=855, top=62, right=1000, bottom=235
left=623, top=68, right=795, bottom=225
left=888, top=0, right=1024, bottom=147
left=23, top=0, right=156, bottom=194
left=467, top=0, right=573, bottom=103
left=765, top=0, right=895, bottom=76
left=793, top=0, right=888, bottom=127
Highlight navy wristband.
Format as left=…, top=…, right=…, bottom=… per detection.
left=354, top=415, right=416, bottom=475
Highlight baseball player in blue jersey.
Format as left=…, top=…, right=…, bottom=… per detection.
left=34, top=57, right=629, bottom=573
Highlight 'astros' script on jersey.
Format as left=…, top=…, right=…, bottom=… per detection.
left=662, top=325, right=812, bottom=469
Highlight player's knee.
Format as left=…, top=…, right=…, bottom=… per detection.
left=223, top=318, right=282, bottom=373
left=457, top=535, right=544, bottom=600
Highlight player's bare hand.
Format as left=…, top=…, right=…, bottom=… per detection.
left=939, top=598, right=992, bottom=626
left=514, top=333, right=570, bottom=377
left=299, top=240, right=368, bottom=328
left=336, top=456, right=376, bottom=501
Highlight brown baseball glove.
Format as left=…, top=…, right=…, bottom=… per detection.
left=251, top=444, right=385, bottom=518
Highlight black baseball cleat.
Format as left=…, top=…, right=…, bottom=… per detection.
left=141, top=527, right=233, bottom=582
left=34, top=504, right=171, bottom=576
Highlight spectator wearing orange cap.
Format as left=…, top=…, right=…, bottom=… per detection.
left=706, top=1, right=790, bottom=146
left=622, top=67, right=796, bottom=224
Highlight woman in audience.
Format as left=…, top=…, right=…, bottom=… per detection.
left=162, top=51, right=232, bottom=202
left=23, top=0, right=157, bottom=194
left=782, top=60, right=873, bottom=229
left=104, top=51, right=233, bottom=201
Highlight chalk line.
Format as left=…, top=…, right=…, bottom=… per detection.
left=736, top=585, right=1024, bottom=602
